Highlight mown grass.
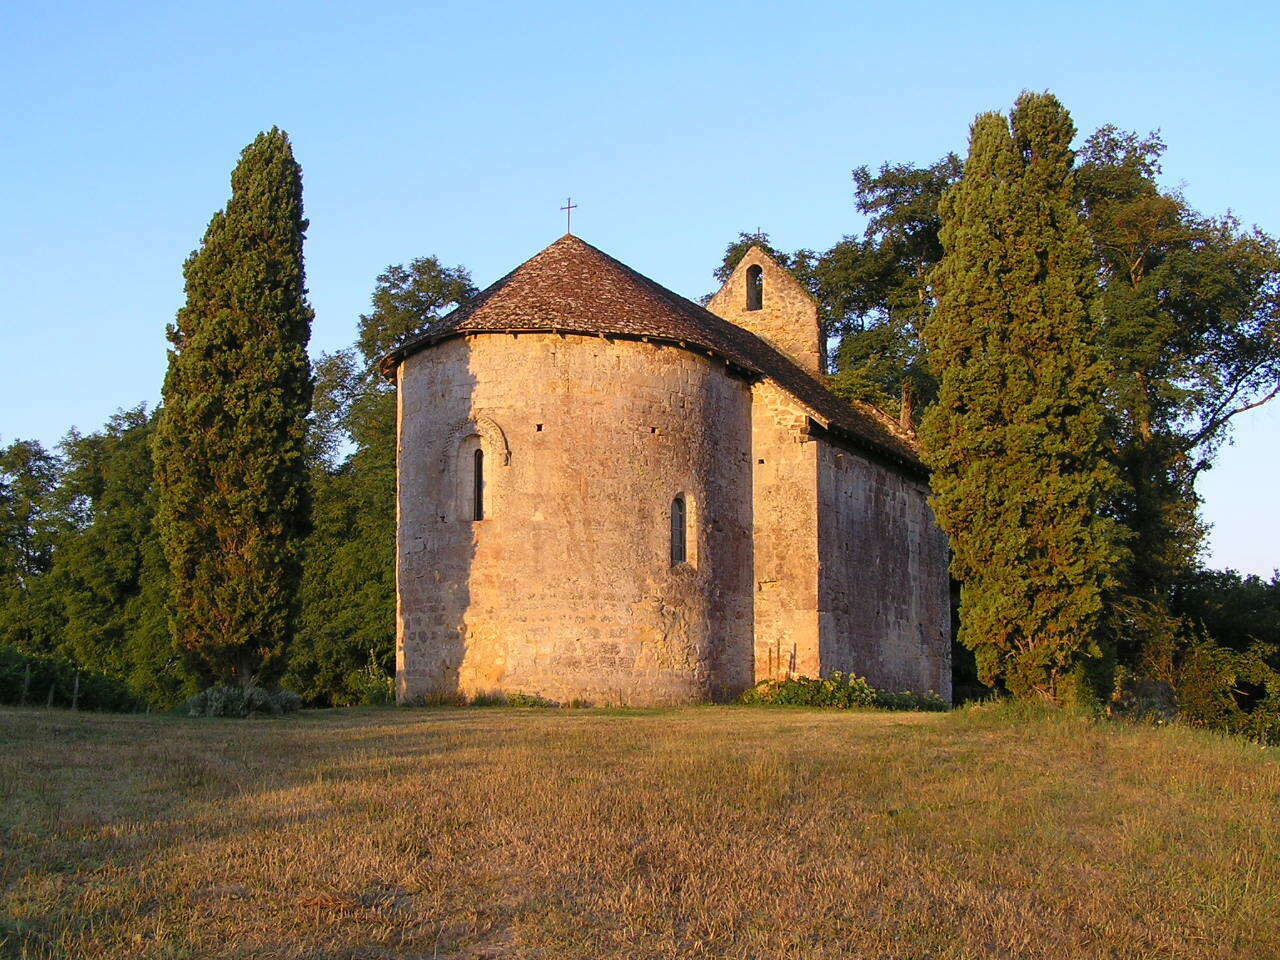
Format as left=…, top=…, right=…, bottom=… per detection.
left=2, top=704, right=1277, bottom=959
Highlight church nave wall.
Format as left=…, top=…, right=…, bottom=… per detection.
left=816, top=443, right=951, bottom=699
left=395, top=332, right=755, bottom=706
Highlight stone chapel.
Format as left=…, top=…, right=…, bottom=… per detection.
left=380, top=235, right=951, bottom=705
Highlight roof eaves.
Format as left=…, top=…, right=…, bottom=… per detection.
left=380, top=325, right=763, bottom=383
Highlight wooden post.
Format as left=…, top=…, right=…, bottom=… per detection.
left=71, top=670, right=80, bottom=711
left=20, top=663, right=31, bottom=706
left=46, top=678, right=55, bottom=708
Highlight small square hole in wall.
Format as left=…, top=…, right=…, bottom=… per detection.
left=536, top=423, right=543, bottom=432
left=650, top=426, right=658, bottom=434
left=757, top=458, right=765, bottom=465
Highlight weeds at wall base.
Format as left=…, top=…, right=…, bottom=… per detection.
left=739, top=672, right=948, bottom=711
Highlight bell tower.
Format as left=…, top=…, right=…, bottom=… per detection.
left=705, top=246, right=823, bottom=376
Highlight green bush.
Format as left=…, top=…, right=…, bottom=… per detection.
left=184, top=684, right=303, bottom=718
left=0, top=644, right=140, bottom=712
left=344, top=650, right=395, bottom=706
left=739, top=672, right=948, bottom=711
left=872, top=688, right=951, bottom=711
left=741, top=672, right=876, bottom=708
left=1175, top=640, right=1280, bottom=745
left=1109, top=666, right=1178, bottom=723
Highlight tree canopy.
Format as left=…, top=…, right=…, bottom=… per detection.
left=8, top=100, right=1278, bottom=719
left=287, top=255, right=474, bottom=705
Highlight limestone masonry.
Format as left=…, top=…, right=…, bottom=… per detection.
left=381, top=236, right=951, bottom=705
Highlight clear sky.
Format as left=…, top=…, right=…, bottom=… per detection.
left=2, top=0, right=1276, bottom=574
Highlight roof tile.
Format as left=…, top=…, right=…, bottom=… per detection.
left=380, top=235, right=923, bottom=472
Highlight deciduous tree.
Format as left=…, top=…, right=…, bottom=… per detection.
left=1076, top=127, right=1280, bottom=669
left=823, top=156, right=961, bottom=432
left=0, top=439, right=66, bottom=655
left=52, top=408, right=188, bottom=707
left=287, top=256, right=474, bottom=704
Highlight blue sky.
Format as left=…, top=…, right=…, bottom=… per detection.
left=2, top=0, right=1276, bottom=574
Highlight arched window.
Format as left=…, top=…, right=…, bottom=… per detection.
left=670, top=495, right=687, bottom=565
left=746, top=264, right=763, bottom=311
left=447, top=417, right=508, bottom=522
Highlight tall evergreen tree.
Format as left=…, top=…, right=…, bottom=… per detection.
left=810, top=128, right=1280, bottom=686
left=154, top=128, right=314, bottom=688
left=922, top=94, right=1125, bottom=701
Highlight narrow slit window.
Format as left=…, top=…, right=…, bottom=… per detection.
left=670, top=495, right=687, bottom=565
left=473, top=448, right=484, bottom=521
left=746, top=264, right=763, bottom=311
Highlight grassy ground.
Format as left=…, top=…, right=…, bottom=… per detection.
left=2, top=704, right=1278, bottom=960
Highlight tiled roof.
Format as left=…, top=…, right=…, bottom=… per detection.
left=380, top=235, right=923, bottom=473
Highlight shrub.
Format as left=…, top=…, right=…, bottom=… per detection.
left=184, top=684, right=302, bottom=718
left=872, top=688, right=950, bottom=712
left=739, top=672, right=947, bottom=711
left=1108, top=666, right=1177, bottom=723
left=741, top=672, right=875, bottom=708
left=345, top=650, right=395, bottom=706
left=0, top=644, right=140, bottom=712
left=1175, top=640, right=1280, bottom=745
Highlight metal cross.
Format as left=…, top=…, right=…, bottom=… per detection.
left=560, top=197, right=578, bottom=234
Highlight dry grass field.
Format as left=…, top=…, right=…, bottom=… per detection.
left=2, top=704, right=1278, bottom=960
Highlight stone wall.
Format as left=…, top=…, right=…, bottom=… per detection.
left=744, top=385, right=950, bottom=698
left=749, top=382, right=821, bottom=681
left=394, top=317, right=951, bottom=705
left=705, top=247, right=824, bottom=377
left=396, top=332, right=755, bottom=705
left=816, top=442, right=952, bottom=699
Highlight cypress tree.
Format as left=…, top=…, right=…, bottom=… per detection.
left=154, top=128, right=313, bottom=688
left=922, top=94, right=1124, bottom=702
